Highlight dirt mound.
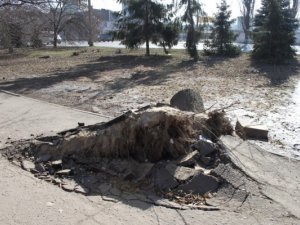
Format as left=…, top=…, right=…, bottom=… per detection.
left=170, top=89, right=205, bottom=113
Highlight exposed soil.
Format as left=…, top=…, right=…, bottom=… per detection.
left=0, top=47, right=300, bottom=158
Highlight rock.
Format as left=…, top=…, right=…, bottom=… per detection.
left=177, top=173, right=219, bottom=195
left=165, top=163, right=198, bottom=182
left=21, top=160, right=35, bottom=172
left=115, top=49, right=122, bottom=54
left=53, top=178, right=62, bottom=185
left=151, top=164, right=179, bottom=190
left=170, top=89, right=205, bottom=113
left=236, top=119, right=268, bottom=141
left=56, top=169, right=72, bottom=176
left=72, top=52, right=79, bottom=56
left=178, top=150, right=200, bottom=167
left=35, top=174, right=50, bottom=180
left=51, top=160, right=62, bottom=168
left=192, top=137, right=217, bottom=156
left=35, top=154, right=51, bottom=163
left=92, top=106, right=100, bottom=113
left=35, top=163, right=46, bottom=173
left=62, top=180, right=76, bottom=192
left=74, top=186, right=89, bottom=195
left=46, top=201, right=54, bottom=207
left=48, top=167, right=56, bottom=175
left=40, top=55, right=50, bottom=59
left=78, top=122, right=85, bottom=127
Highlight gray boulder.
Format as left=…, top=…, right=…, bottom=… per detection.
left=170, top=89, right=205, bottom=113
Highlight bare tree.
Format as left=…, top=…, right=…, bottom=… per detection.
left=40, top=0, right=87, bottom=47
left=0, top=0, right=45, bottom=8
left=240, top=0, right=255, bottom=44
left=0, top=5, right=45, bottom=51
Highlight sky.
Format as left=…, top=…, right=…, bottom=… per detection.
left=91, top=0, right=261, bottom=18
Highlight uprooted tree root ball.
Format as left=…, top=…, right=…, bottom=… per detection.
left=2, top=106, right=250, bottom=209
left=29, top=106, right=231, bottom=163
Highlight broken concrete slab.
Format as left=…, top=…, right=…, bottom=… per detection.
left=51, top=160, right=63, bottom=167
left=56, top=169, right=72, bottom=176
left=236, top=119, right=268, bottom=141
left=177, top=173, right=219, bottom=195
left=192, top=138, right=217, bottom=156
left=74, top=186, right=89, bottom=195
left=35, top=163, right=46, bottom=173
left=151, top=165, right=179, bottom=190
left=177, top=150, right=200, bottom=167
left=165, top=163, right=198, bottom=182
left=62, top=180, right=76, bottom=192
left=35, top=154, right=51, bottom=163
left=21, top=160, right=35, bottom=172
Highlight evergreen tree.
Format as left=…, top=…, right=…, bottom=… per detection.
left=204, top=0, right=240, bottom=56
left=252, top=0, right=298, bottom=63
left=115, top=0, right=168, bottom=56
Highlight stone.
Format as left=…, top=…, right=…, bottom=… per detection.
left=165, top=163, right=198, bottom=182
left=21, top=160, right=35, bottom=172
left=35, top=163, right=46, bottom=173
left=170, top=89, right=205, bottom=113
left=40, top=55, right=50, bottom=59
left=236, top=119, right=268, bottom=141
left=92, top=106, right=100, bottom=113
left=46, top=201, right=54, bottom=207
left=56, top=169, right=72, bottom=176
left=177, top=173, right=219, bottom=195
left=53, top=178, right=62, bottom=185
left=35, top=154, right=51, bottom=163
left=74, top=186, right=89, bottom=195
left=178, top=150, right=200, bottom=167
left=51, top=160, right=62, bottom=167
left=62, top=181, right=76, bottom=192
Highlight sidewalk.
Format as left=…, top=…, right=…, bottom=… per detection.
left=0, top=91, right=109, bottom=148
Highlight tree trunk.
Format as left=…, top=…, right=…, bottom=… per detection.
left=8, top=46, right=13, bottom=53
left=162, top=42, right=169, bottom=54
left=53, top=29, right=58, bottom=48
left=187, top=0, right=199, bottom=61
left=145, top=0, right=150, bottom=56
left=146, top=38, right=150, bottom=56
left=88, top=0, right=93, bottom=47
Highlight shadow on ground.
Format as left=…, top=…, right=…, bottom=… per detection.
left=251, top=59, right=300, bottom=85
left=0, top=54, right=189, bottom=94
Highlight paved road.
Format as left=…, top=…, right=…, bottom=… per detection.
left=0, top=91, right=299, bottom=225
left=0, top=91, right=109, bottom=149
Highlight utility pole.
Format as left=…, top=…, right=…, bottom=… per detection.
left=88, top=0, right=93, bottom=46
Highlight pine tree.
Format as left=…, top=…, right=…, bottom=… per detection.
left=252, top=0, right=298, bottom=64
left=204, top=0, right=240, bottom=56
left=115, top=0, right=168, bottom=56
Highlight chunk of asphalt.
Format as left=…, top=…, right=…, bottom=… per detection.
left=177, top=173, right=219, bottom=195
